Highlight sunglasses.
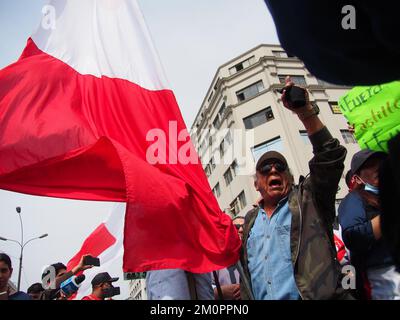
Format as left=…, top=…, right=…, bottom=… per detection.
left=259, top=161, right=287, bottom=174
left=234, top=224, right=244, bottom=230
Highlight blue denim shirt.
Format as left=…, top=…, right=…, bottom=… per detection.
left=247, top=198, right=300, bottom=300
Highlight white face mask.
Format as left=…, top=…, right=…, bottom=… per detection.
left=356, top=176, right=379, bottom=195
left=364, top=183, right=379, bottom=195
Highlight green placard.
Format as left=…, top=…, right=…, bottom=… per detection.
left=339, top=81, right=400, bottom=152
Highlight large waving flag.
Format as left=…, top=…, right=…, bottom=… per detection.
left=0, top=0, right=240, bottom=273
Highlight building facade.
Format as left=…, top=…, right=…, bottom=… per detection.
left=128, top=279, right=147, bottom=300
left=191, top=44, right=360, bottom=218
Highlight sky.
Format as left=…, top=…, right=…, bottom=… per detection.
left=0, top=0, right=279, bottom=299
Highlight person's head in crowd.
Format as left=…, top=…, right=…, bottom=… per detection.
left=27, top=283, right=45, bottom=300
left=254, top=151, right=294, bottom=207
left=0, top=253, right=13, bottom=293
left=52, top=262, right=67, bottom=279
left=0, top=253, right=30, bottom=300
left=351, top=149, right=387, bottom=194
left=41, top=262, right=67, bottom=287
left=232, top=216, right=245, bottom=240
left=90, top=272, right=118, bottom=300
left=345, top=169, right=359, bottom=192
left=40, top=262, right=67, bottom=300
left=350, top=149, right=388, bottom=211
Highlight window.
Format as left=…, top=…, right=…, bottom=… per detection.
left=278, top=75, right=307, bottom=86
left=223, top=160, right=239, bottom=186
left=230, top=199, right=240, bottom=217
left=329, top=102, right=342, bottom=114
left=205, top=164, right=212, bottom=177
left=205, top=158, right=216, bottom=177
left=252, top=137, right=284, bottom=163
left=224, top=168, right=233, bottom=186
left=212, top=103, right=226, bottom=129
left=229, top=56, right=256, bottom=75
left=212, top=183, right=221, bottom=198
left=218, top=102, right=226, bottom=116
left=341, top=130, right=357, bottom=144
left=299, top=130, right=310, bottom=145
left=317, top=78, right=341, bottom=87
left=243, top=107, right=274, bottom=130
left=273, top=51, right=294, bottom=58
left=213, top=116, right=221, bottom=129
left=236, top=80, right=264, bottom=102
left=208, top=91, right=214, bottom=102
left=317, top=79, right=330, bottom=86
left=239, top=191, right=247, bottom=209
left=225, top=130, right=232, bottom=145
left=219, top=142, right=225, bottom=157
left=230, top=191, right=247, bottom=216
left=231, top=160, right=239, bottom=177
left=219, top=130, right=232, bottom=157
left=198, top=140, right=207, bottom=155
left=210, top=157, right=216, bottom=170
left=214, top=78, right=221, bottom=90
left=272, top=51, right=288, bottom=58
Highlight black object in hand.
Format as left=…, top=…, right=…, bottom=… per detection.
left=278, top=86, right=307, bottom=109
left=83, top=255, right=100, bottom=267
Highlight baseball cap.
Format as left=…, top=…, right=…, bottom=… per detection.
left=91, top=272, right=119, bottom=286
left=350, top=149, right=387, bottom=174
left=256, top=151, right=288, bottom=172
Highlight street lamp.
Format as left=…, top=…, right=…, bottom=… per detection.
left=0, top=207, right=48, bottom=291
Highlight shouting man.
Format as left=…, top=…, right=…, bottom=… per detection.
left=240, top=77, right=351, bottom=300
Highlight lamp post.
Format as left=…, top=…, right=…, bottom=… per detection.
left=0, top=207, right=48, bottom=291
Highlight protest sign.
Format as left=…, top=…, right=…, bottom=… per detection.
left=339, top=81, right=400, bottom=152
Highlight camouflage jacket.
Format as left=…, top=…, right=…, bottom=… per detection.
left=240, top=127, right=351, bottom=300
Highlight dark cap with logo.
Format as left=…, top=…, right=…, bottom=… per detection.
left=350, top=149, right=387, bottom=174
left=256, top=151, right=288, bottom=172
left=91, top=272, right=119, bottom=287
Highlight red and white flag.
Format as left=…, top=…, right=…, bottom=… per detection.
left=66, top=203, right=125, bottom=300
left=0, top=0, right=240, bottom=273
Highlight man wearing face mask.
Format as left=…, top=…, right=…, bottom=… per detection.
left=339, top=149, right=400, bottom=300
left=82, top=272, right=119, bottom=300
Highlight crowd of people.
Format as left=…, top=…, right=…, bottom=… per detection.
left=141, top=78, right=400, bottom=301
left=0, top=253, right=120, bottom=300
left=1, top=79, right=399, bottom=301
left=144, top=78, right=400, bottom=301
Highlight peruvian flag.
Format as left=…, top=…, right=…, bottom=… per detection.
left=0, top=0, right=240, bottom=273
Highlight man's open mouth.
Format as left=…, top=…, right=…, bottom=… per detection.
left=268, top=177, right=283, bottom=189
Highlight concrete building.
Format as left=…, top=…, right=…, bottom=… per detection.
left=191, top=44, right=360, bottom=217
left=128, top=279, right=147, bottom=300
